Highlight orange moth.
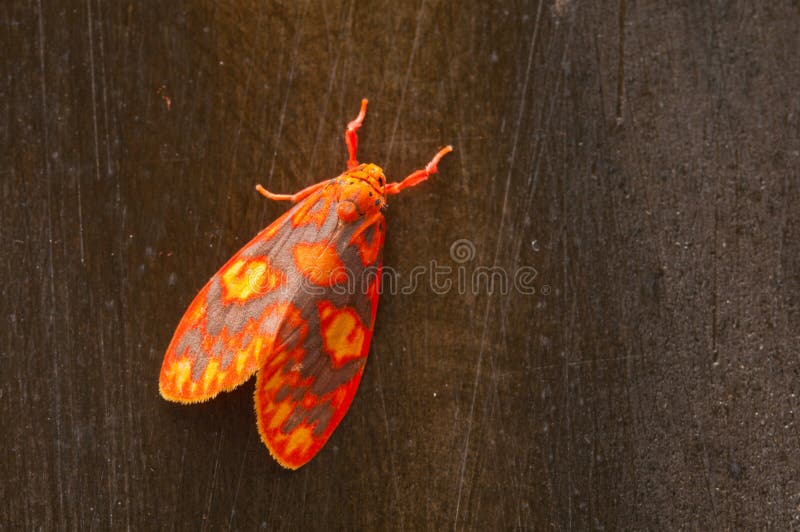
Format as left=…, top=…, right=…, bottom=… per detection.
left=159, top=99, right=452, bottom=469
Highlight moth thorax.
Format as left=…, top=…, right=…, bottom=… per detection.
left=336, top=200, right=359, bottom=222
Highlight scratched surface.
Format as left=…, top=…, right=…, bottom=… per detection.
left=3, top=1, right=799, bottom=529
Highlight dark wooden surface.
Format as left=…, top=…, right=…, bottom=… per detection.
left=3, top=1, right=799, bottom=529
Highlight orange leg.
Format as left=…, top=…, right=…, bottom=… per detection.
left=345, top=99, right=368, bottom=169
left=255, top=180, right=327, bottom=203
left=385, top=145, right=453, bottom=195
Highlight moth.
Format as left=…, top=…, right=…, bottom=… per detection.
left=159, top=99, right=452, bottom=469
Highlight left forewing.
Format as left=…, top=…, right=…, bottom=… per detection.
left=160, top=187, right=340, bottom=403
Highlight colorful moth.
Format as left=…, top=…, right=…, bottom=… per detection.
left=159, top=99, right=452, bottom=469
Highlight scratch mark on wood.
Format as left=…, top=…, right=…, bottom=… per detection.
left=307, top=2, right=353, bottom=174
left=711, top=204, right=718, bottom=361
left=512, top=15, right=574, bottom=261
left=171, top=433, right=189, bottom=531
left=36, top=1, right=65, bottom=529
left=453, top=1, right=544, bottom=527
left=266, top=2, right=308, bottom=186
left=84, top=0, right=106, bottom=265
left=373, top=355, right=404, bottom=531
left=560, top=219, right=574, bottom=531
left=385, top=0, right=427, bottom=164
left=91, top=0, right=115, bottom=201
left=615, top=0, right=627, bottom=125
left=226, top=428, right=252, bottom=530
left=200, top=430, right=224, bottom=532
left=593, top=31, right=607, bottom=124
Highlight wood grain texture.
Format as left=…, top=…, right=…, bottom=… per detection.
left=3, top=0, right=799, bottom=529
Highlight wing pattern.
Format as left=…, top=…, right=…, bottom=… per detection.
left=160, top=180, right=385, bottom=468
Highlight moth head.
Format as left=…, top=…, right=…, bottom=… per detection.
left=338, top=163, right=383, bottom=194
left=356, top=163, right=386, bottom=196
left=335, top=163, right=387, bottom=222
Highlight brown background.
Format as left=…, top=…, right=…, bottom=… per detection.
left=3, top=1, right=799, bottom=529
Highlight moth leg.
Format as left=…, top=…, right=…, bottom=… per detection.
left=385, top=145, right=453, bottom=195
left=255, top=180, right=327, bottom=203
left=345, top=99, right=368, bottom=170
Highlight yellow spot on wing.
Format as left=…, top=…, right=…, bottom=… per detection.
left=201, top=359, right=221, bottom=394
left=318, top=302, right=367, bottom=365
left=168, top=358, right=192, bottom=393
left=284, top=425, right=314, bottom=457
left=263, top=366, right=286, bottom=395
left=221, top=257, right=284, bottom=302
left=188, top=301, right=206, bottom=324
left=234, top=349, right=250, bottom=375
left=269, top=401, right=293, bottom=431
